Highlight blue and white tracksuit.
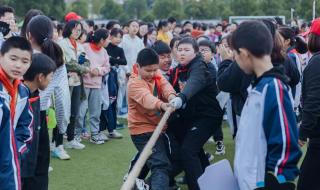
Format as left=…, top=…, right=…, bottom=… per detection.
left=0, top=83, right=33, bottom=190
left=234, top=69, right=302, bottom=190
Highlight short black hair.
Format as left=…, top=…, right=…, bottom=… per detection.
left=127, top=20, right=139, bottom=27
left=86, top=20, right=95, bottom=27
left=168, top=17, right=176, bottom=24
left=198, top=40, right=216, bottom=53
left=183, top=21, right=192, bottom=27
left=106, top=20, right=120, bottom=30
left=87, top=29, right=109, bottom=44
left=152, top=40, right=171, bottom=55
left=169, top=36, right=181, bottom=49
left=0, top=5, right=14, bottom=17
left=139, top=21, right=147, bottom=26
left=110, top=28, right=123, bottom=37
left=177, top=37, right=199, bottom=53
left=24, top=53, right=56, bottom=81
left=308, top=33, right=320, bottom=54
left=231, top=21, right=273, bottom=58
left=1, top=36, right=32, bottom=55
left=62, top=20, right=82, bottom=38
left=137, top=48, right=159, bottom=67
left=193, top=22, right=201, bottom=30
left=158, top=20, right=168, bottom=31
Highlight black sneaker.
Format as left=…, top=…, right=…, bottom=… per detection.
left=215, top=141, right=225, bottom=155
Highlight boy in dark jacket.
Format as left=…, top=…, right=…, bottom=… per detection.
left=199, top=39, right=225, bottom=155
left=169, top=37, right=223, bottom=190
left=21, top=53, right=56, bottom=190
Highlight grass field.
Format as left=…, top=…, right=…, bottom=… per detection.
left=48, top=120, right=302, bottom=190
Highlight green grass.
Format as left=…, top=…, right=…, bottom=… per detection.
left=48, top=122, right=238, bottom=190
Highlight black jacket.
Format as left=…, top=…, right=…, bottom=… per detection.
left=274, top=57, right=300, bottom=91
left=21, top=90, right=40, bottom=178
left=169, top=54, right=223, bottom=119
left=300, top=52, right=320, bottom=140
left=217, top=59, right=253, bottom=116
left=105, top=43, right=127, bottom=67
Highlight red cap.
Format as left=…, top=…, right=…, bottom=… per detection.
left=65, top=12, right=82, bottom=22
left=309, top=18, right=320, bottom=36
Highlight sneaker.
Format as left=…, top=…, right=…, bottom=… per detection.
left=135, top=178, right=150, bottom=190
left=52, top=145, right=71, bottom=160
left=108, top=130, right=123, bottom=139
left=65, top=139, right=85, bottom=149
left=206, top=152, right=214, bottom=162
left=81, top=131, right=90, bottom=139
left=90, top=135, right=105, bottom=145
left=74, top=135, right=82, bottom=143
left=215, top=141, right=226, bottom=155
left=48, top=166, right=53, bottom=173
left=98, top=132, right=109, bottom=141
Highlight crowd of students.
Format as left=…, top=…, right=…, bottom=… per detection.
left=1, top=3, right=320, bottom=190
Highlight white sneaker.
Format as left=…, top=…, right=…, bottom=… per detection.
left=108, top=130, right=123, bottom=139
left=98, top=132, right=109, bottom=141
left=135, top=178, right=150, bottom=190
left=65, top=139, right=85, bottom=149
left=48, top=166, right=53, bottom=172
left=74, top=135, right=82, bottom=142
left=90, top=135, right=105, bottom=145
left=52, top=145, right=71, bottom=160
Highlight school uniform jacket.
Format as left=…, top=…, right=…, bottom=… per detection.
left=0, top=83, right=33, bottom=190
left=234, top=68, right=302, bottom=190
left=21, top=90, right=40, bottom=178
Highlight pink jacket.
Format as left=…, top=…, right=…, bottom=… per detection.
left=83, top=43, right=110, bottom=88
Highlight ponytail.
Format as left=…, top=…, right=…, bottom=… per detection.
left=27, top=15, right=64, bottom=68
left=87, top=29, right=109, bottom=44
left=41, top=39, right=64, bottom=67
left=279, top=27, right=308, bottom=54
left=295, top=36, right=308, bottom=54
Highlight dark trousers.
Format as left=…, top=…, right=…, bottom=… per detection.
left=180, top=117, right=222, bottom=190
left=100, top=101, right=117, bottom=133
left=52, top=116, right=75, bottom=146
left=22, top=111, right=50, bottom=190
left=68, top=86, right=82, bottom=141
left=22, top=175, right=48, bottom=190
left=213, top=123, right=223, bottom=142
left=298, top=138, right=320, bottom=190
left=131, top=133, right=171, bottom=190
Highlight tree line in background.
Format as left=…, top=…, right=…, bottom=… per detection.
left=0, top=0, right=318, bottom=23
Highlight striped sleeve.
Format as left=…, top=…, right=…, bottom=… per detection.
left=262, top=79, right=302, bottom=181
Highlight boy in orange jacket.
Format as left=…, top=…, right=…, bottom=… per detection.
left=127, top=48, right=176, bottom=190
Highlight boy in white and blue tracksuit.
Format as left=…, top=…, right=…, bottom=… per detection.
left=231, top=21, right=302, bottom=190
left=0, top=83, right=33, bottom=190
left=0, top=37, right=33, bottom=190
